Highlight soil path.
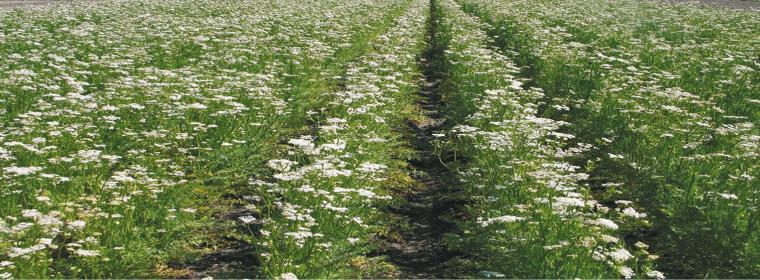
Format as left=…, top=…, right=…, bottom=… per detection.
left=384, top=0, right=460, bottom=278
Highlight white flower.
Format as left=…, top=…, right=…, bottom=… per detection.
left=479, top=271, right=506, bottom=278
left=74, top=249, right=101, bottom=257
left=634, top=241, right=649, bottom=249
left=279, top=272, right=298, bottom=280
left=621, top=207, right=647, bottom=219
left=76, top=149, right=102, bottom=163
left=615, top=200, right=633, bottom=205
left=297, top=185, right=315, bottom=193
left=589, top=218, right=619, bottom=230
left=608, top=153, right=625, bottom=159
left=608, top=248, right=634, bottom=262
left=288, top=138, right=319, bottom=155
left=128, top=103, right=145, bottom=110
left=323, top=203, right=348, bottom=213
left=267, top=159, right=297, bottom=172
left=238, top=215, right=257, bottom=224
left=646, top=270, right=666, bottom=279
left=288, top=138, right=313, bottom=148
left=479, top=215, right=525, bottom=227
left=600, top=234, right=619, bottom=243
left=3, top=166, right=43, bottom=176
left=21, top=209, right=41, bottom=218
left=69, top=220, right=86, bottom=229
left=718, top=193, right=738, bottom=200
left=554, top=196, right=586, bottom=208
left=7, top=247, right=30, bottom=258
left=333, top=187, right=352, bottom=193
left=356, top=189, right=376, bottom=199
left=8, top=244, right=45, bottom=257
left=320, top=139, right=346, bottom=151
left=358, top=163, right=387, bottom=173
left=618, top=266, right=635, bottom=279
left=184, top=103, right=208, bottom=110
left=326, top=118, right=346, bottom=124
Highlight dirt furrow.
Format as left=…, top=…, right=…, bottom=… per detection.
left=383, top=0, right=461, bottom=278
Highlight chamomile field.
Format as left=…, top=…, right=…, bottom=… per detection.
left=0, top=0, right=757, bottom=279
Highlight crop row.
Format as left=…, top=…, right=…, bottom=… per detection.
left=459, top=0, right=759, bottom=277
left=245, top=0, right=429, bottom=277
left=0, top=0, right=411, bottom=277
left=432, top=0, right=659, bottom=278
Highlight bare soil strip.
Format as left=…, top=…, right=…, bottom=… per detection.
left=383, top=0, right=461, bottom=278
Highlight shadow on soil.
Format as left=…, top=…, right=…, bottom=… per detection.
left=380, top=0, right=465, bottom=278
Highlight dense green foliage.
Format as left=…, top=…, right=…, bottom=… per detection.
left=459, top=0, right=759, bottom=277
left=0, top=0, right=757, bottom=278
